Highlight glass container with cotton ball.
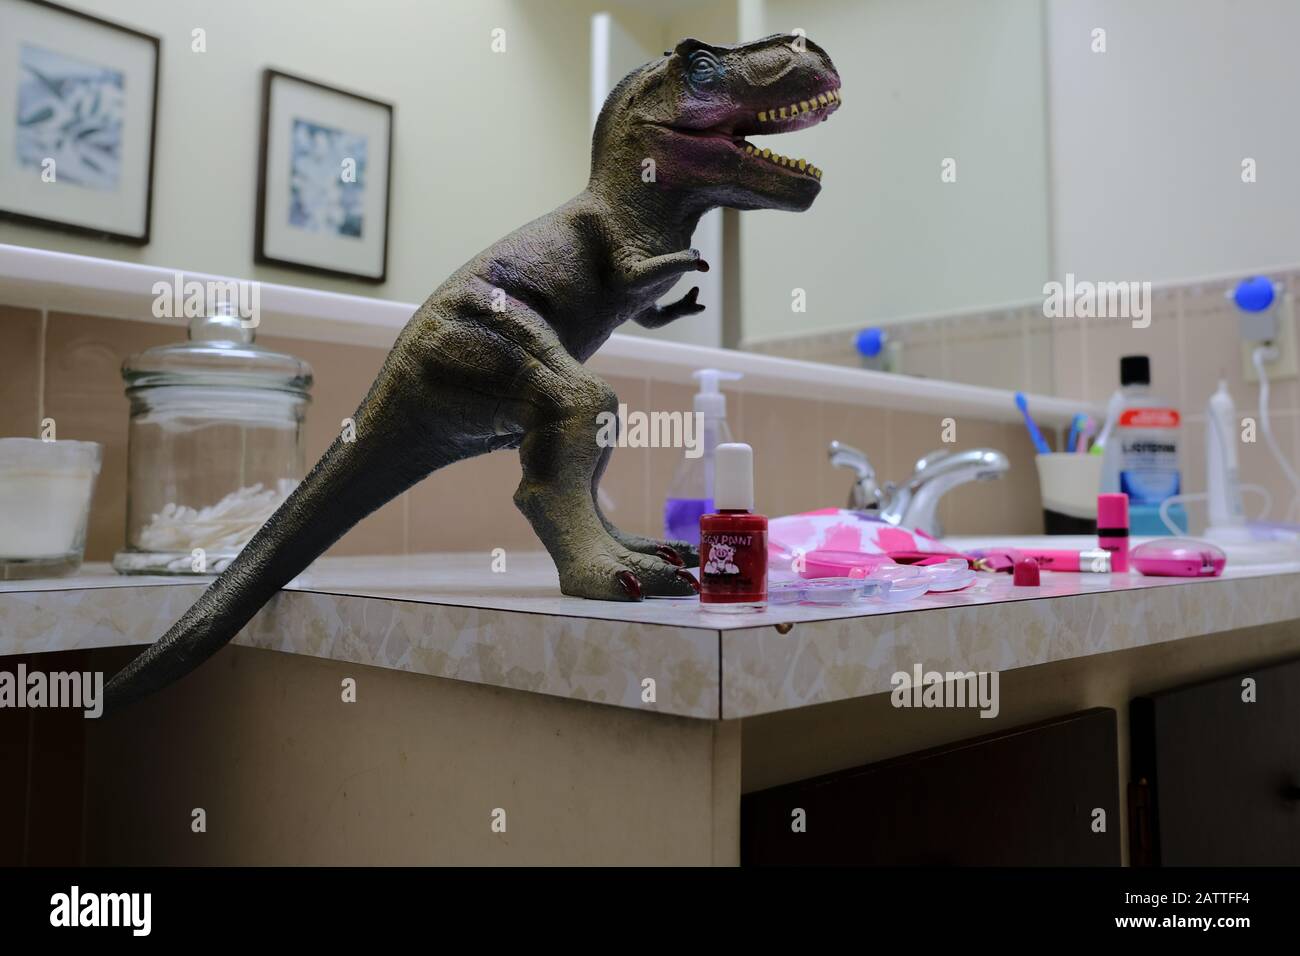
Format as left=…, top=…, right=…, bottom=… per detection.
left=113, top=305, right=314, bottom=575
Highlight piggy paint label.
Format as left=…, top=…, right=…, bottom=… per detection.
left=700, top=529, right=767, bottom=600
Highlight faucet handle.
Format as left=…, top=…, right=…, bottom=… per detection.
left=828, top=440, right=873, bottom=479
left=828, top=440, right=884, bottom=510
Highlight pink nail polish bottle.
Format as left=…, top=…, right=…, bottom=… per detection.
left=1097, top=493, right=1130, bottom=572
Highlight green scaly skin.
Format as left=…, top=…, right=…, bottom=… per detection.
left=103, top=34, right=842, bottom=714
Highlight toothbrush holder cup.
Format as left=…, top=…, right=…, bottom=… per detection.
left=1035, top=452, right=1103, bottom=534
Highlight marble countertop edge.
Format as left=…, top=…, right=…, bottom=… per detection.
left=4, top=555, right=1300, bottom=720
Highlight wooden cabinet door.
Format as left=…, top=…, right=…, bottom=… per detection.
left=1131, top=656, right=1300, bottom=866
left=743, top=708, right=1120, bottom=865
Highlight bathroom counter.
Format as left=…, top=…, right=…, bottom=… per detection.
left=6, top=551, right=1300, bottom=719
left=12, top=552, right=1300, bottom=865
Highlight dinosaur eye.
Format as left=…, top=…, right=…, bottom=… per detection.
left=687, top=51, right=720, bottom=88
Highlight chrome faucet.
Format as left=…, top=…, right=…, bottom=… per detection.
left=829, top=442, right=1010, bottom=537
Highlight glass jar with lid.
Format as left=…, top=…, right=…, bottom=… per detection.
left=113, top=305, right=313, bottom=575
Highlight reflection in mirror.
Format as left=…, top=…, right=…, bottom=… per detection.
left=735, top=0, right=1051, bottom=396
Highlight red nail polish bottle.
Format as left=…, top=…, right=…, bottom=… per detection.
left=700, top=443, right=767, bottom=611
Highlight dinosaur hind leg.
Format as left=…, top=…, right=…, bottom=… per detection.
left=511, top=349, right=698, bottom=601
left=591, top=443, right=700, bottom=569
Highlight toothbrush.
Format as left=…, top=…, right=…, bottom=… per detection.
left=1075, top=415, right=1096, bottom=453
left=1066, top=414, right=1084, bottom=455
left=1014, top=392, right=1052, bottom=455
left=1091, top=389, right=1125, bottom=455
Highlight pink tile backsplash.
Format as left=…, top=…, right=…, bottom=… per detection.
left=4, top=306, right=1054, bottom=564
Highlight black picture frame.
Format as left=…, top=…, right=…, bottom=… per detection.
left=0, top=0, right=160, bottom=245
left=254, top=68, right=394, bottom=284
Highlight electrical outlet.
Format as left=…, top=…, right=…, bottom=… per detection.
left=1242, top=293, right=1299, bottom=383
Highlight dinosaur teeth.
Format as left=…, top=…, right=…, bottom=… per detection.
left=742, top=143, right=822, bottom=178
left=740, top=87, right=841, bottom=179
left=754, top=89, right=841, bottom=125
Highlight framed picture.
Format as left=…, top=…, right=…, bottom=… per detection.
left=0, top=0, right=159, bottom=244
left=255, top=69, right=393, bottom=283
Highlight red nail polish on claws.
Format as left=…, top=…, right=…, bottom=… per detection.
left=676, top=570, right=701, bottom=594
left=615, top=570, right=643, bottom=600
left=656, top=546, right=684, bottom=567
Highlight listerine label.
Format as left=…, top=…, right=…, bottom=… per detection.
left=1117, top=408, right=1181, bottom=507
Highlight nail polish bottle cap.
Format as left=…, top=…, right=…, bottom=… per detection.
left=1098, top=493, right=1129, bottom=530
left=715, top=442, right=754, bottom=511
left=1012, top=558, right=1040, bottom=587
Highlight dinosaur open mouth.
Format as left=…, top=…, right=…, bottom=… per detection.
left=659, top=84, right=842, bottom=184
left=731, top=85, right=841, bottom=182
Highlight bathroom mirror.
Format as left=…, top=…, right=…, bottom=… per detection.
left=2, top=0, right=1291, bottom=402
left=729, top=0, right=1300, bottom=404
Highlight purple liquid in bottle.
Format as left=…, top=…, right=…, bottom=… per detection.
left=664, top=497, right=713, bottom=547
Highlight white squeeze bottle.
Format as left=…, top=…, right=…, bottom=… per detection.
left=1100, top=354, right=1186, bottom=535
left=663, top=369, right=741, bottom=547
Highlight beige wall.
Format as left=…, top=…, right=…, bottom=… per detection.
left=1046, top=0, right=1300, bottom=284
left=0, top=0, right=612, bottom=304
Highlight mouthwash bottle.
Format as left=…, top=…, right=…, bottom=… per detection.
left=663, top=369, right=740, bottom=547
left=1100, top=355, right=1186, bottom=535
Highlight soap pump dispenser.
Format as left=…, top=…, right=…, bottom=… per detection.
left=663, top=368, right=741, bottom=547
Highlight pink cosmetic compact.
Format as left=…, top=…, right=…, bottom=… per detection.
left=1129, top=538, right=1227, bottom=578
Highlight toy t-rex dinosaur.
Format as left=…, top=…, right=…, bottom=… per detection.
left=104, top=34, right=841, bottom=713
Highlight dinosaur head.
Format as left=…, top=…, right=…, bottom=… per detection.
left=592, top=34, right=842, bottom=213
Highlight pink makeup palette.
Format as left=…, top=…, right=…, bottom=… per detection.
left=1129, top=538, right=1227, bottom=578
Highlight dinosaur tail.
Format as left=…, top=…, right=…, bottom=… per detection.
left=103, top=386, right=439, bottom=716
